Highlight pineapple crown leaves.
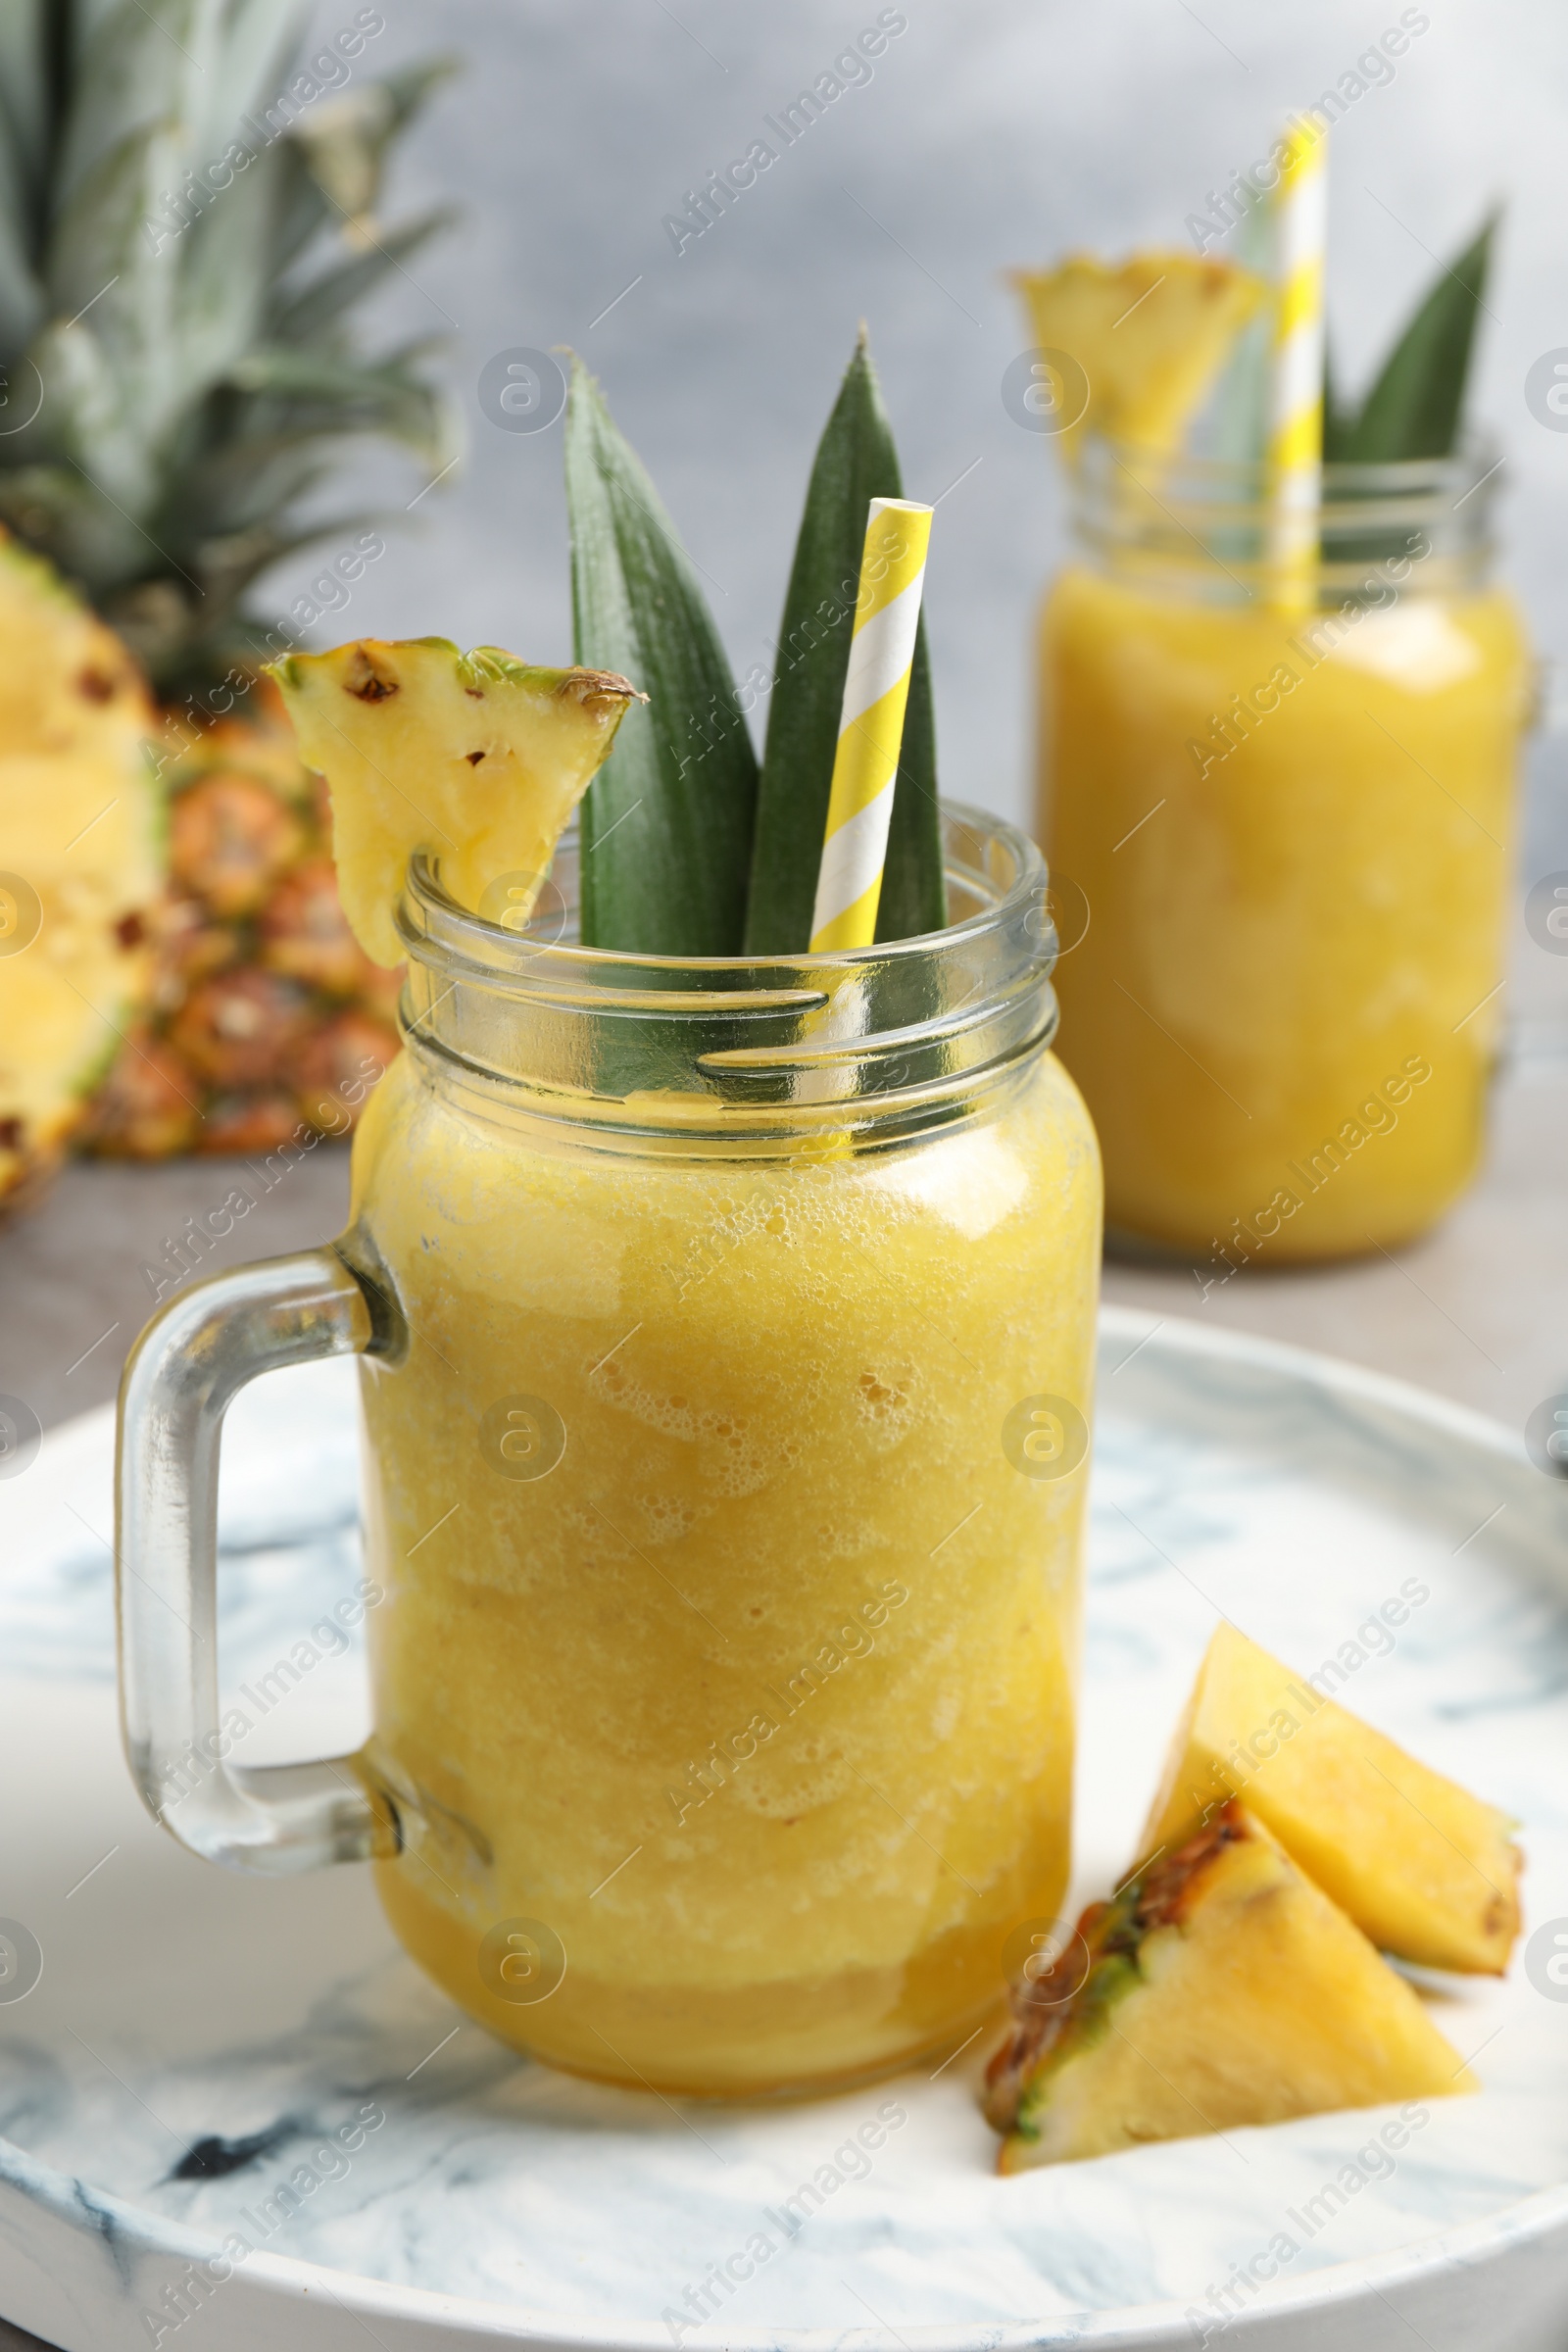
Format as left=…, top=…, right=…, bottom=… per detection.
left=564, top=331, right=946, bottom=959
left=0, top=0, right=462, bottom=693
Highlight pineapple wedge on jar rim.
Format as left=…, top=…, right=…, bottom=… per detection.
left=1007, top=251, right=1263, bottom=465
left=269, top=641, right=642, bottom=967
left=987, top=1802, right=1472, bottom=2173
left=1141, top=1622, right=1522, bottom=1975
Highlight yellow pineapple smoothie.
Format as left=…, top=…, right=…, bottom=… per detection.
left=343, top=819, right=1101, bottom=2098
left=1041, top=453, right=1531, bottom=1263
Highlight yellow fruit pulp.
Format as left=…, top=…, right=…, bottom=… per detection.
left=1010, top=252, right=1262, bottom=463
left=1140, top=1623, right=1520, bottom=1974
left=1001, top=1806, right=1471, bottom=2171
left=348, top=1038, right=1102, bottom=2096
left=0, top=537, right=160, bottom=1195
left=270, top=640, right=638, bottom=967
left=1041, top=568, right=1531, bottom=1255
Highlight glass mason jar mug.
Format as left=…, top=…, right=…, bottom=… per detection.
left=116, top=808, right=1102, bottom=2100
left=1040, top=441, right=1533, bottom=1265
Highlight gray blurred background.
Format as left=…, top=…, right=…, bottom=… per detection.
left=288, top=0, right=1568, bottom=839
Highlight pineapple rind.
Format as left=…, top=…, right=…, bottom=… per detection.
left=1140, top=1623, right=1522, bottom=1974
left=1002, top=1807, right=1472, bottom=2172
left=270, top=640, right=639, bottom=967
left=1004, top=1942, right=1138, bottom=2146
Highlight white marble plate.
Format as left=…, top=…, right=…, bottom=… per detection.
left=3, top=1308, right=1568, bottom=2352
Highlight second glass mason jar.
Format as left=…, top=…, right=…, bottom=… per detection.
left=342, top=807, right=1101, bottom=2097
left=1040, top=443, right=1532, bottom=1264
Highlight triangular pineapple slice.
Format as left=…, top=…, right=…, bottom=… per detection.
left=270, top=640, right=640, bottom=966
left=987, top=1803, right=1472, bottom=2172
left=1141, top=1623, right=1521, bottom=1974
left=1009, top=250, right=1263, bottom=463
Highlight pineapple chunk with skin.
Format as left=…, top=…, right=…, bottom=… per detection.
left=988, top=1803, right=1472, bottom=2172
left=1009, top=251, right=1263, bottom=464
left=1141, top=1623, right=1521, bottom=1975
left=270, top=641, right=641, bottom=967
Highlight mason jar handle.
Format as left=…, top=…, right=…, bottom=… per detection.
left=116, top=1245, right=403, bottom=1875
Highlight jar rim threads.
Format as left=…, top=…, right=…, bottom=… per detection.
left=393, top=803, right=1061, bottom=1150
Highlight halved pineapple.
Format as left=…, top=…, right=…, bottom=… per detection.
left=270, top=641, right=641, bottom=966
left=987, top=1803, right=1471, bottom=2172
left=1141, top=1623, right=1521, bottom=1974
left=1009, top=251, right=1262, bottom=462
left=0, top=537, right=161, bottom=1203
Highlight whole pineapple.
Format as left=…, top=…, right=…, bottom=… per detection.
left=0, top=0, right=457, bottom=1188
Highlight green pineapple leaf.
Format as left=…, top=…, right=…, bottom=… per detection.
left=1321, top=338, right=1353, bottom=464
left=270, top=208, right=458, bottom=347
left=564, top=356, right=757, bottom=955
left=0, top=1, right=49, bottom=349
left=289, top=60, right=460, bottom=227
left=229, top=342, right=454, bottom=468
left=744, top=328, right=944, bottom=955
left=1335, top=212, right=1496, bottom=464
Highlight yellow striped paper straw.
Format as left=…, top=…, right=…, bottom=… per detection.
left=1265, top=122, right=1328, bottom=612
left=808, top=497, right=933, bottom=954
